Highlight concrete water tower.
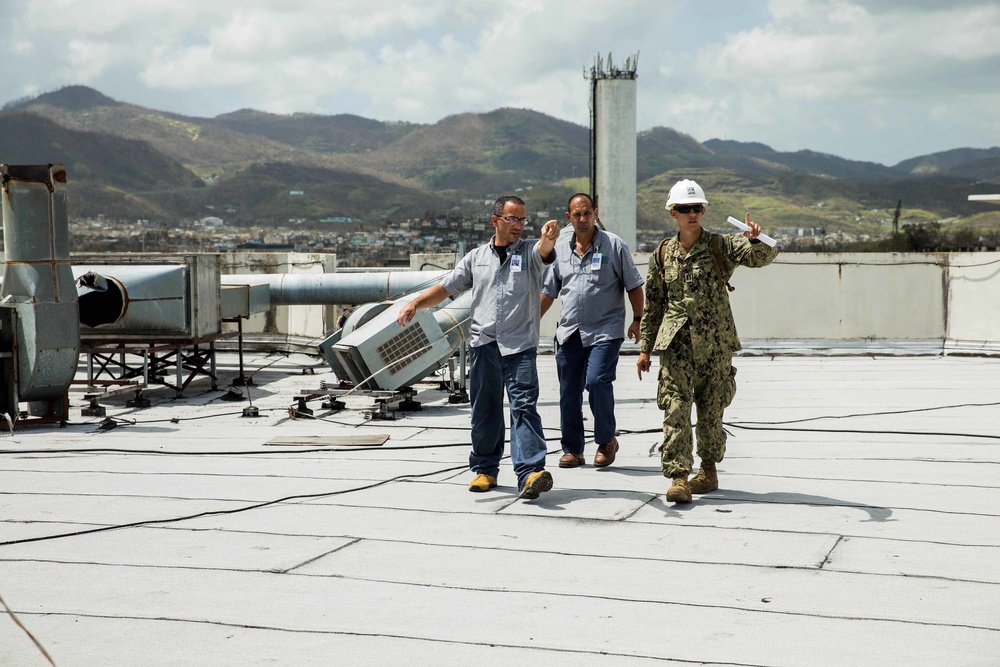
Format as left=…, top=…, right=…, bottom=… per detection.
left=588, top=52, right=638, bottom=250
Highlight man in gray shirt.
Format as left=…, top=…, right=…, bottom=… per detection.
left=398, top=195, right=561, bottom=499
left=541, top=193, right=644, bottom=468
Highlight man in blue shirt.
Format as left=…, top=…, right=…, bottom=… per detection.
left=541, top=193, right=644, bottom=468
left=398, top=195, right=560, bottom=499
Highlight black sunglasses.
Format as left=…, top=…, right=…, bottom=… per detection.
left=673, top=204, right=705, bottom=214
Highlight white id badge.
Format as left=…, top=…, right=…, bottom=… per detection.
left=591, top=253, right=603, bottom=271
left=510, top=254, right=522, bottom=272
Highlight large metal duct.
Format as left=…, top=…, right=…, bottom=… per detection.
left=221, top=271, right=448, bottom=305
left=75, top=265, right=187, bottom=331
left=0, top=164, right=80, bottom=421
left=72, top=256, right=224, bottom=339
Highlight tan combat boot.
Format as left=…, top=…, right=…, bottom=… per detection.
left=666, top=476, right=692, bottom=504
left=688, top=461, right=718, bottom=494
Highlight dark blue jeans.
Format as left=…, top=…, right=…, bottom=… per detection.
left=555, top=331, right=622, bottom=454
left=468, top=343, right=548, bottom=490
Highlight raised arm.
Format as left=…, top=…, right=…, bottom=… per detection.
left=537, top=219, right=560, bottom=262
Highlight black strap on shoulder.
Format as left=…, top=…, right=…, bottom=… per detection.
left=654, top=238, right=670, bottom=271
left=710, top=234, right=736, bottom=293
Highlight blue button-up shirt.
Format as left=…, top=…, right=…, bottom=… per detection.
left=542, top=228, right=644, bottom=346
left=441, top=237, right=552, bottom=355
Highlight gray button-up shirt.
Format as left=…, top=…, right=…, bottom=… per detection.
left=542, top=228, right=644, bottom=346
left=441, top=237, right=552, bottom=355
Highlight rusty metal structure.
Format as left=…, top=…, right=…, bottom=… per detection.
left=0, top=163, right=80, bottom=425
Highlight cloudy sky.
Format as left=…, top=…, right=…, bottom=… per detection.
left=2, top=0, right=998, bottom=166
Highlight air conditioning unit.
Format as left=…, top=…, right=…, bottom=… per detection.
left=322, top=292, right=470, bottom=390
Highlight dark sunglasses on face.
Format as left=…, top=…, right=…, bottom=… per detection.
left=673, top=204, right=705, bottom=214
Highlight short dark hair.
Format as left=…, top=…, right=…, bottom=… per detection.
left=566, top=192, right=595, bottom=212
left=492, top=195, right=525, bottom=218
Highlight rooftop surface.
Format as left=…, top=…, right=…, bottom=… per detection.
left=1, top=349, right=998, bottom=665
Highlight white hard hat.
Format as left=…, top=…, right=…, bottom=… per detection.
left=665, top=179, right=708, bottom=209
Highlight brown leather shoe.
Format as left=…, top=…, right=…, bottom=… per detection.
left=558, top=452, right=585, bottom=468
left=593, top=437, right=619, bottom=467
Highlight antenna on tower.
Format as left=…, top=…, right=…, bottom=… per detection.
left=585, top=52, right=639, bottom=205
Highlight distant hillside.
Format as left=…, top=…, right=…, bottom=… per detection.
left=356, top=108, right=590, bottom=192
left=0, top=112, right=201, bottom=188
left=0, top=112, right=205, bottom=219
left=636, top=127, right=718, bottom=181
left=2, top=85, right=122, bottom=112
left=704, top=139, right=900, bottom=179
left=894, top=147, right=1000, bottom=180
left=180, top=162, right=449, bottom=223
left=5, top=86, right=340, bottom=181
left=211, top=110, right=422, bottom=154
left=2, top=85, right=997, bottom=228
left=637, top=166, right=1000, bottom=237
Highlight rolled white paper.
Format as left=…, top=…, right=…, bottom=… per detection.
left=727, top=216, right=777, bottom=247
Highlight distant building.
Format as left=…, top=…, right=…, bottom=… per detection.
left=236, top=240, right=293, bottom=250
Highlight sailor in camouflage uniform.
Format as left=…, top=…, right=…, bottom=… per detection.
left=636, top=179, right=778, bottom=503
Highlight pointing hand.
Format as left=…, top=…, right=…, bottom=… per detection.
left=541, top=219, right=560, bottom=241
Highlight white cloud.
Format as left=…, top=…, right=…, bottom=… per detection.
left=700, top=1, right=1000, bottom=100
left=651, top=0, right=1000, bottom=161
left=0, top=0, right=996, bottom=163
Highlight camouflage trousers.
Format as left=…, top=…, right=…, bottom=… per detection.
left=656, top=327, right=737, bottom=478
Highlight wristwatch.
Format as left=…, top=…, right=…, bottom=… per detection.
left=633, top=315, right=642, bottom=322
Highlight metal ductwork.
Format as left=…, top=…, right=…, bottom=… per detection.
left=0, top=164, right=80, bottom=422
left=221, top=271, right=447, bottom=305
left=75, top=265, right=187, bottom=331
left=72, top=256, right=224, bottom=339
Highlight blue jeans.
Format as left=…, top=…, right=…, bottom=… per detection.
left=555, top=331, right=622, bottom=454
left=468, top=343, right=548, bottom=490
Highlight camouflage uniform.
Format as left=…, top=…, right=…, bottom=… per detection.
left=639, top=231, right=778, bottom=478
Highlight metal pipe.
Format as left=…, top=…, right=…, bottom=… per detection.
left=221, top=271, right=448, bottom=305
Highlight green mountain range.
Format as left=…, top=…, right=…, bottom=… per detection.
left=2, top=85, right=998, bottom=235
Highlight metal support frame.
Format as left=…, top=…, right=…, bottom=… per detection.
left=292, top=384, right=420, bottom=421
left=81, top=381, right=145, bottom=417
left=438, top=345, right=469, bottom=404
left=79, top=332, right=237, bottom=402
left=450, top=342, right=470, bottom=404
left=225, top=317, right=254, bottom=387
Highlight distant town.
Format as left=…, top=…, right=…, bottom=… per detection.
left=63, top=208, right=998, bottom=263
